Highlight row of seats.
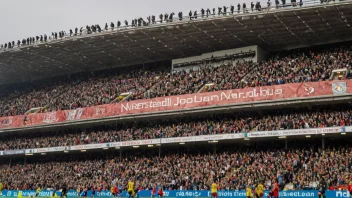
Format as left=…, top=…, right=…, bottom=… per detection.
left=0, top=105, right=350, bottom=151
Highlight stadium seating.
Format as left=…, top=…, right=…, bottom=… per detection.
left=0, top=145, right=351, bottom=191
left=0, top=105, right=350, bottom=150
left=0, top=45, right=350, bottom=117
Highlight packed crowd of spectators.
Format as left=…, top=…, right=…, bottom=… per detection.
left=0, top=44, right=350, bottom=116
left=207, top=45, right=351, bottom=91
left=0, top=105, right=350, bottom=151
left=0, top=145, right=351, bottom=191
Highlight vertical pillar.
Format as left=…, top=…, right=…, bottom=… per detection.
left=322, top=137, right=325, bottom=149
left=213, top=144, right=217, bottom=154
left=159, top=146, right=161, bottom=158
left=285, top=139, right=288, bottom=149
left=9, top=157, right=12, bottom=166
left=119, top=149, right=122, bottom=161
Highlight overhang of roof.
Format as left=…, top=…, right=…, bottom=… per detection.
left=0, top=1, right=351, bottom=85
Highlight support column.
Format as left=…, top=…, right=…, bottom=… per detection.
left=322, top=137, right=325, bottom=149
left=9, top=157, right=12, bottom=166
left=119, top=149, right=122, bottom=161
left=159, top=146, right=161, bottom=158
left=285, top=139, right=288, bottom=149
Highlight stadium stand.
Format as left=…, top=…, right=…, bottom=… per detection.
left=0, top=43, right=351, bottom=117
left=0, top=104, right=350, bottom=150
left=1, top=2, right=352, bottom=197
left=0, top=143, right=351, bottom=191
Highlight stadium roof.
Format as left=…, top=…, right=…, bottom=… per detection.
left=0, top=1, right=352, bottom=85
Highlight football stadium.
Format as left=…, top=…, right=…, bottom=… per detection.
left=0, top=0, right=352, bottom=198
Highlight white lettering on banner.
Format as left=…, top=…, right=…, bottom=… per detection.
left=161, top=137, right=196, bottom=144
left=207, top=191, right=247, bottom=197
left=95, top=107, right=106, bottom=116
left=38, top=191, right=53, bottom=197
left=120, top=139, right=160, bottom=146
left=121, top=87, right=283, bottom=112
left=43, top=112, right=58, bottom=124
left=336, top=191, right=350, bottom=197
left=248, top=127, right=341, bottom=138
left=280, top=191, right=315, bottom=197
left=66, top=109, right=83, bottom=121
left=121, top=98, right=172, bottom=112
left=0, top=151, right=3, bottom=155
left=0, top=117, right=12, bottom=127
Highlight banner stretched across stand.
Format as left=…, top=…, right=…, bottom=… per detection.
left=1, top=190, right=351, bottom=198
left=0, top=80, right=350, bottom=129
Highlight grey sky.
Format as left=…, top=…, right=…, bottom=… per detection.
left=0, top=0, right=268, bottom=44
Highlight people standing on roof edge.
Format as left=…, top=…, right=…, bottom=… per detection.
left=159, top=14, right=163, bottom=23
left=206, top=8, right=211, bottom=16
left=223, top=6, right=227, bottom=15
left=111, top=22, right=115, bottom=30
left=164, top=13, right=169, bottom=22
left=218, top=7, right=222, bottom=15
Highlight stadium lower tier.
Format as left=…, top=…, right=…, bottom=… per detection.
left=0, top=104, right=350, bottom=151
left=0, top=43, right=351, bottom=117
left=0, top=141, right=351, bottom=192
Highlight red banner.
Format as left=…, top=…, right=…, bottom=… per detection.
left=0, top=80, right=350, bottom=129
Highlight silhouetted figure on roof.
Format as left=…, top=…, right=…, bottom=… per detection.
left=110, top=22, right=115, bottom=30
left=223, top=6, right=228, bottom=15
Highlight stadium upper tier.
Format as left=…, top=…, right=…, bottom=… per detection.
left=0, top=145, right=351, bottom=191
left=0, top=44, right=350, bottom=117
left=0, top=105, right=349, bottom=151
left=0, top=1, right=352, bottom=86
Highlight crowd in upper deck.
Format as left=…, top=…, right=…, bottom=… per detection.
left=0, top=44, right=350, bottom=117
